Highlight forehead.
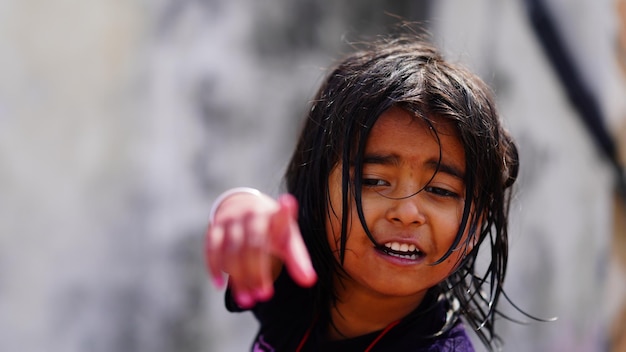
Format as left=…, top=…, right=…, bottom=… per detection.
left=367, top=107, right=462, bottom=151
left=358, top=107, right=466, bottom=180
left=372, top=107, right=457, bottom=136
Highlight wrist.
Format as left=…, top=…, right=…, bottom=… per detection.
left=209, top=187, right=263, bottom=224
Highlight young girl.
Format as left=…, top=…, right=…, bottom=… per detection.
left=206, top=36, right=519, bottom=351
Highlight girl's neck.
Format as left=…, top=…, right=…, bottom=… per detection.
left=327, top=284, right=427, bottom=341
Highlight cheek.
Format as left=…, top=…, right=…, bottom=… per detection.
left=443, top=201, right=473, bottom=246
left=455, top=206, right=482, bottom=252
left=325, top=189, right=347, bottom=255
left=325, top=167, right=342, bottom=252
left=439, top=215, right=480, bottom=267
left=325, top=214, right=340, bottom=253
left=325, top=198, right=363, bottom=255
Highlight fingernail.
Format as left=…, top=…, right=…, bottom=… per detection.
left=212, top=276, right=225, bottom=288
left=236, top=292, right=253, bottom=308
left=305, top=269, right=317, bottom=285
left=254, top=286, right=273, bottom=301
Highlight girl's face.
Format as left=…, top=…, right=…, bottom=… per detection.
left=326, top=107, right=468, bottom=302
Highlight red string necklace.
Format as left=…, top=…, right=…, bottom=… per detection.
left=295, top=318, right=401, bottom=352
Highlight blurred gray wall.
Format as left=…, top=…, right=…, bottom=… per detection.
left=432, top=1, right=626, bottom=351
left=0, top=1, right=624, bottom=351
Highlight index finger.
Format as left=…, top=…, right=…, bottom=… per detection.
left=269, top=194, right=317, bottom=287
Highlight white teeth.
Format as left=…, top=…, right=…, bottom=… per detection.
left=387, top=252, right=419, bottom=260
left=383, top=241, right=420, bottom=254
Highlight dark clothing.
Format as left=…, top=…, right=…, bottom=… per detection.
left=226, top=270, right=474, bottom=351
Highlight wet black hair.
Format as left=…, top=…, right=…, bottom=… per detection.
left=285, top=35, right=519, bottom=350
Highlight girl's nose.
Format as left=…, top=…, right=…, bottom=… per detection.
left=385, top=194, right=426, bottom=226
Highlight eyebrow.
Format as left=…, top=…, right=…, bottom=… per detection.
left=362, top=153, right=400, bottom=166
left=425, top=159, right=465, bottom=180
left=362, top=153, right=465, bottom=180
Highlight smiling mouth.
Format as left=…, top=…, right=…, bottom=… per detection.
left=379, top=242, right=423, bottom=260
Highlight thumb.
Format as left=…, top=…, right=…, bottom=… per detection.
left=270, top=194, right=317, bottom=287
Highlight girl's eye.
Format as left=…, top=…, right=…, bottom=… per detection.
left=362, top=178, right=389, bottom=187
left=425, top=186, right=459, bottom=198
